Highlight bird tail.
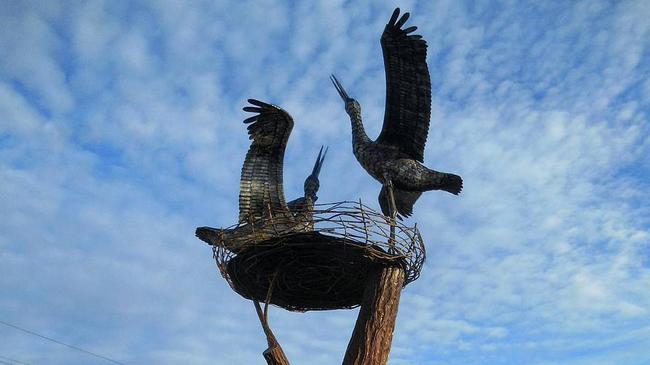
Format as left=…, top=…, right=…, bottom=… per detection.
left=196, top=226, right=251, bottom=253
left=440, top=173, right=463, bottom=195
left=195, top=226, right=225, bottom=246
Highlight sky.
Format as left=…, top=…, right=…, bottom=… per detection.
left=1, top=0, right=649, bottom=364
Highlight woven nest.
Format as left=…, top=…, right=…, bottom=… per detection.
left=210, top=201, right=425, bottom=312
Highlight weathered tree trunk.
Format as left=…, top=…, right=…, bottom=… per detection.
left=342, top=264, right=406, bottom=365
left=253, top=301, right=290, bottom=365
left=262, top=345, right=290, bottom=365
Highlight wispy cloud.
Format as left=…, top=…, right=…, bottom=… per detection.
left=1, top=0, right=649, bottom=364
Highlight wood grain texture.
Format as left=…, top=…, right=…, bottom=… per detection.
left=262, top=346, right=290, bottom=365
left=342, top=265, right=406, bottom=365
left=253, top=300, right=291, bottom=365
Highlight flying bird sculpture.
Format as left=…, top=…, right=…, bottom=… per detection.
left=196, top=99, right=324, bottom=252
left=331, top=8, right=462, bottom=220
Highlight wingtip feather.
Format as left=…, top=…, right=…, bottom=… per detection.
left=404, top=26, right=417, bottom=34
left=388, top=8, right=400, bottom=26
left=243, top=115, right=258, bottom=124
left=247, top=98, right=268, bottom=107
left=395, top=12, right=410, bottom=28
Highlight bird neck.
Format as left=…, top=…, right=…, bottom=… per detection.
left=349, top=109, right=370, bottom=145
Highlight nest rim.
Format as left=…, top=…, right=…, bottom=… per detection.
left=207, top=200, right=425, bottom=312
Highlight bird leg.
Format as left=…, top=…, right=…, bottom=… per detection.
left=383, top=175, right=398, bottom=254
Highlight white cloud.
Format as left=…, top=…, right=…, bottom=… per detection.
left=1, top=1, right=649, bottom=364
left=0, top=4, right=74, bottom=115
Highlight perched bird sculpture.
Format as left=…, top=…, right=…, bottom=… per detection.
left=196, top=99, right=323, bottom=252
left=331, top=8, right=462, bottom=220
left=287, top=145, right=328, bottom=217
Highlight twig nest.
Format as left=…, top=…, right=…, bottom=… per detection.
left=208, top=201, right=425, bottom=311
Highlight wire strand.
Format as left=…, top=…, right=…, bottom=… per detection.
left=0, top=354, right=32, bottom=365
left=0, top=320, right=126, bottom=365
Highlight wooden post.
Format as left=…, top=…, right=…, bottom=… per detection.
left=262, top=346, right=290, bottom=365
left=252, top=272, right=290, bottom=365
left=253, top=300, right=291, bottom=365
left=342, top=264, right=406, bottom=365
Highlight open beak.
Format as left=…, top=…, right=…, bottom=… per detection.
left=330, top=74, right=350, bottom=102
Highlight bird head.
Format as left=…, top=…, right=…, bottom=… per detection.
left=330, top=74, right=360, bottom=115
left=304, top=146, right=328, bottom=201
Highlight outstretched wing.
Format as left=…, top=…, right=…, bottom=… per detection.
left=376, top=8, right=431, bottom=162
left=238, top=99, right=294, bottom=223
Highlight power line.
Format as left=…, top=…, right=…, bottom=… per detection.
left=0, top=359, right=15, bottom=365
left=0, top=320, right=127, bottom=365
left=0, top=354, right=32, bottom=365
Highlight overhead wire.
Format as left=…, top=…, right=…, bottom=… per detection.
left=0, top=354, right=32, bottom=365
left=0, top=320, right=126, bottom=365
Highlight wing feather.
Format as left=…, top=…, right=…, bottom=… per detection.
left=377, top=8, right=431, bottom=162
left=238, top=99, right=294, bottom=223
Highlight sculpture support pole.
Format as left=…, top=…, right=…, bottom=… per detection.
left=342, top=179, right=405, bottom=364
left=253, top=300, right=290, bottom=365
left=384, top=179, right=398, bottom=254
left=253, top=273, right=290, bottom=365
left=342, top=264, right=406, bottom=365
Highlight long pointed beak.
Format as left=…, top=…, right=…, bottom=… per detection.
left=311, top=145, right=329, bottom=176
left=330, top=74, right=350, bottom=102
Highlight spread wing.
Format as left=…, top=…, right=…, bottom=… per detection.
left=238, top=99, right=294, bottom=223
left=376, top=8, right=431, bottom=162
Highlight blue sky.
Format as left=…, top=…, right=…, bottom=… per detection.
left=1, top=0, right=649, bottom=364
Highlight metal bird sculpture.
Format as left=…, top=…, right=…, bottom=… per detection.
left=196, top=99, right=319, bottom=252
left=330, top=8, right=462, bottom=220
left=287, top=146, right=328, bottom=217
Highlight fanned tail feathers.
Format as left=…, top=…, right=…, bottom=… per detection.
left=442, top=173, right=463, bottom=195
left=195, top=226, right=223, bottom=246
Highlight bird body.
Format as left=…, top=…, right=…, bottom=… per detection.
left=345, top=100, right=460, bottom=217
left=331, top=8, right=462, bottom=219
